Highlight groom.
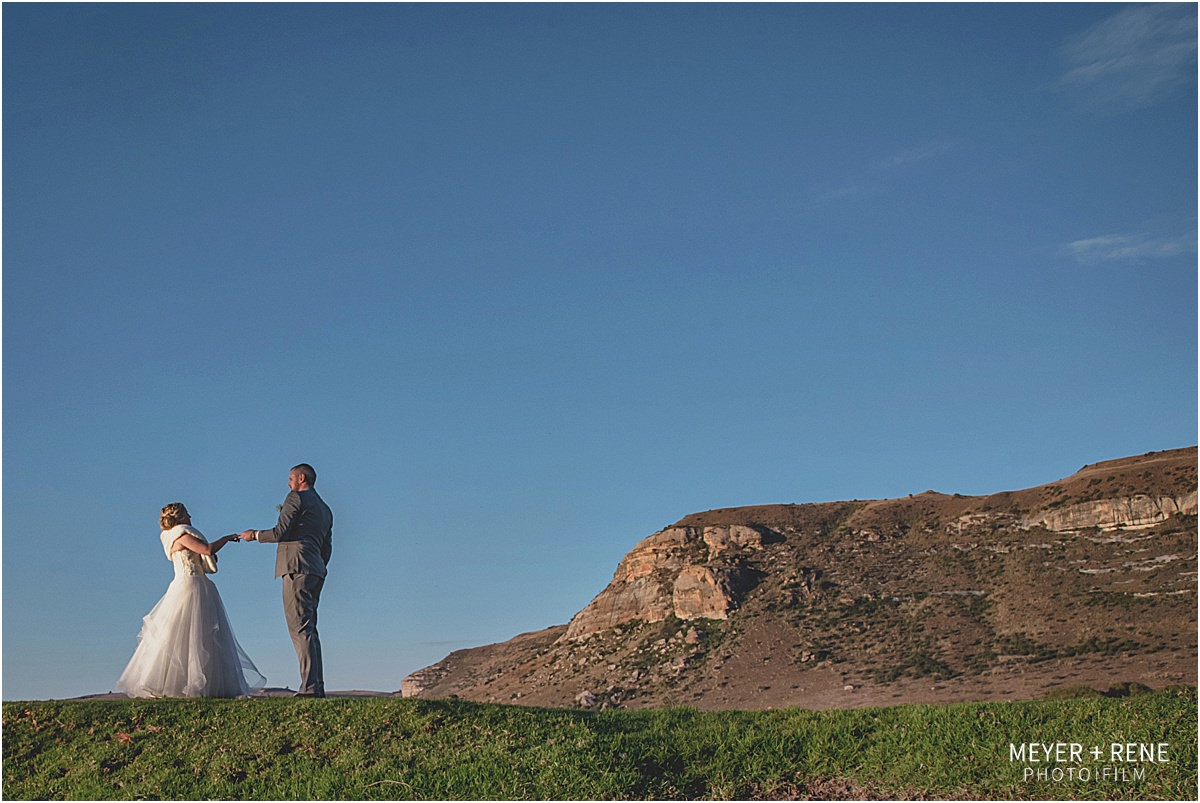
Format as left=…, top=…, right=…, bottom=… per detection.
left=241, top=463, right=333, bottom=697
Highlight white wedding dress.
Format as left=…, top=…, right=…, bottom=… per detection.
left=115, top=525, right=265, bottom=698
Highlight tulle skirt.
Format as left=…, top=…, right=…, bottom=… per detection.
left=116, top=573, right=265, bottom=698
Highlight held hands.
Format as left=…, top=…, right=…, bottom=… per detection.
left=238, top=530, right=257, bottom=542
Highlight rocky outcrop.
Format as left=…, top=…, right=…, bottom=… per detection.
left=1023, top=492, right=1197, bottom=532
left=562, top=524, right=775, bottom=640
left=672, top=565, right=737, bottom=620
left=400, top=447, right=1196, bottom=711
left=400, top=664, right=447, bottom=698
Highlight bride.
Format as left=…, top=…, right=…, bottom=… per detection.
left=116, top=502, right=265, bottom=698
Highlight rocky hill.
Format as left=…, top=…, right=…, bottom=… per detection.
left=401, top=448, right=1197, bottom=711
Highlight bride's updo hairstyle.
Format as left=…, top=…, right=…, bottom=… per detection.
left=160, top=502, right=190, bottom=530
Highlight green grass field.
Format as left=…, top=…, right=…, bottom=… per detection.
left=3, top=687, right=1195, bottom=800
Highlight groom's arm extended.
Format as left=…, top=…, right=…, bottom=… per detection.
left=251, top=491, right=302, bottom=543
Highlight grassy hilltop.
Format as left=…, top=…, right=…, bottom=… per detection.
left=3, top=688, right=1195, bottom=800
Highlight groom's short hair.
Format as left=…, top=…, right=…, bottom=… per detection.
left=292, top=463, right=317, bottom=485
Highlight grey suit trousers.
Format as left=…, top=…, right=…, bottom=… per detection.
left=282, top=572, right=325, bottom=695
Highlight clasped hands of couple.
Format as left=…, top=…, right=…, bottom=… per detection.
left=211, top=530, right=263, bottom=548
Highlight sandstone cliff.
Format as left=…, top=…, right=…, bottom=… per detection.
left=402, top=447, right=1197, bottom=710
left=1022, top=492, right=1197, bottom=532
left=563, top=524, right=776, bottom=639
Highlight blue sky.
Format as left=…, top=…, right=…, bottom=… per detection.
left=3, top=2, right=1196, bottom=701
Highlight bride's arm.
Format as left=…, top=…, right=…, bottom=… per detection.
left=170, top=533, right=235, bottom=556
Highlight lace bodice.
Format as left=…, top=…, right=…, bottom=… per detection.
left=171, top=548, right=207, bottom=577
left=161, top=524, right=209, bottom=577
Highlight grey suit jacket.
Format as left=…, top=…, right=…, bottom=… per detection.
left=258, top=488, right=333, bottom=579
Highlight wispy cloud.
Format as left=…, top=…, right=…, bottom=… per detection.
left=808, top=139, right=954, bottom=208
left=870, top=140, right=953, bottom=171
left=1058, top=4, right=1197, bottom=112
left=1062, top=231, right=1195, bottom=265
